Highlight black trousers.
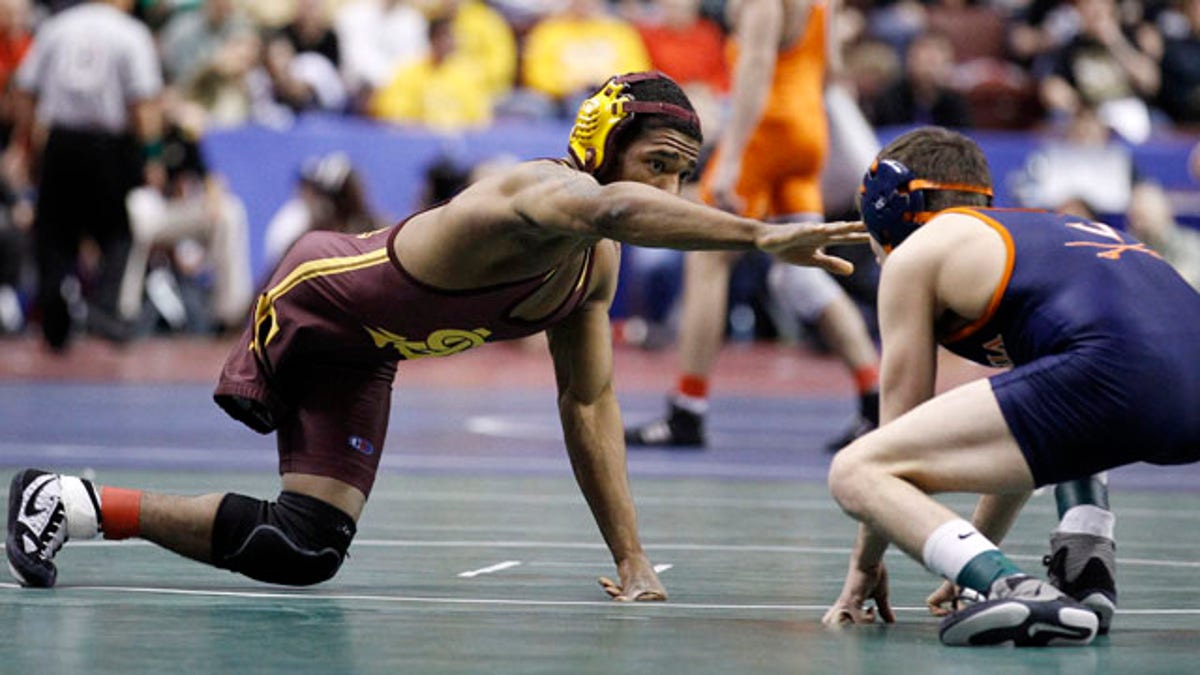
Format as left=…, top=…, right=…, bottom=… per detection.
left=34, top=127, right=141, bottom=348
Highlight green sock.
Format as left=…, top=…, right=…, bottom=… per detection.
left=1055, top=475, right=1109, bottom=517
left=956, top=550, right=1023, bottom=595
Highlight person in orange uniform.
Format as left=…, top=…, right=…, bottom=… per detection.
left=626, top=0, right=881, bottom=451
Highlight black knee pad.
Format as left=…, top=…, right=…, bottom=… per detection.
left=211, top=491, right=356, bottom=586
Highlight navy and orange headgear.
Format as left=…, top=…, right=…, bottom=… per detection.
left=568, top=71, right=700, bottom=176
left=860, top=158, right=993, bottom=251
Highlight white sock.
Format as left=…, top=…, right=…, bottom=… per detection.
left=922, top=519, right=999, bottom=582
left=672, top=394, right=708, bottom=415
left=1057, top=505, right=1115, bottom=539
left=60, top=476, right=101, bottom=539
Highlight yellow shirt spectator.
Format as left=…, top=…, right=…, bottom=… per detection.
left=369, top=19, right=492, bottom=129
left=522, top=0, right=651, bottom=101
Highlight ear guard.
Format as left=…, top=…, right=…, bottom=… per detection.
left=568, top=71, right=699, bottom=175
left=860, top=158, right=993, bottom=251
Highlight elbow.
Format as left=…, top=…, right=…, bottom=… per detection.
left=591, top=183, right=640, bottom=237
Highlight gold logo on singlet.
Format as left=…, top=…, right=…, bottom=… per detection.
left=365, top=326, right=492, bottom=360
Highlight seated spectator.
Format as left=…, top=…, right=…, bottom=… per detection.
left=119, top=94, right=252, bottom=334
left=633, top=0, right=728, bottom=136
left=336, top=0, right=429, bottom=112
left=181, top=29, right=263, bottom=128
left=247, top=32, right=348, bottom=127
left=871, top=29, right=972, bottom=128
left=1157, top=0, right=1200, bottom=124
left=1126, top=181, right=1200, bottom=290
left=158, top=0, right=258, bottom=89
left=434, top=0, right=517, bottom=102
left=263, top=152, right=383, bottom=272
left=521, top=0, right=651, bottom=114
left=368, top=18, right=492, bottom=129
left=842, top=37, right=902, bottom=123
left=279, top=0, right=341, bottom=68
left=634, top=0, right=729, bottom=95
left=1010, top=104, right=1135, bottom=218
left=1039, top=0, right=1159, bottom=143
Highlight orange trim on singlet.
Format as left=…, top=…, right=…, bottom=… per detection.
left=940, top=207, right=1015, bottom=344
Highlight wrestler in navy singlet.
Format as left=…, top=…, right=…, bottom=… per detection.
left=938, top=207, right=1200, bottom=485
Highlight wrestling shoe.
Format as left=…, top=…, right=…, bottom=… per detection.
left=938, top=574, right=1098, bottom=647
left=624, top=399, right=706, bottom=448
left=6, top=469, right=100, bottom=588
left=1044, top=532, right=1117, bottom=635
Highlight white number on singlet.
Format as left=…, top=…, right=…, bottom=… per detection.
left=1065, top=220, right=1123, bottom=243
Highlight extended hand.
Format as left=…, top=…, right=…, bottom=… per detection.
left=822, top=562, right=895, bottom=625
left=757, top=221, right=870, bottom=275
left=598, top=554, right=667, bottom=602
left=926, top=580, right=958, bottom=617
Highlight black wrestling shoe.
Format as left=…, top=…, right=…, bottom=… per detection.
left=6, top=470, right=69, bottom=588
left=624, top=399, right=706, bottom=448
left=938, top=575, right=1098, bottom=647
left=1044, top=532, right=1117, bottom=635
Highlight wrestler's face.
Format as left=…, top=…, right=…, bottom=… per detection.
left=609, top=128, right=700, bottom=195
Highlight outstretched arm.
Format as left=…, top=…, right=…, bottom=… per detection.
left=544, top=256, right=664, bottom=601
left=503, top=163, right=867, bottom=273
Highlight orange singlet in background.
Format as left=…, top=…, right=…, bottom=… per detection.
left=701, top=0, right=829, bottom=219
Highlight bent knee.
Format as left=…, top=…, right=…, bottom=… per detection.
left=211, top=491, right=357, bottom=586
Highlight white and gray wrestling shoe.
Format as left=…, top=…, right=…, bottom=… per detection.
left=6, top=469, right=100, bottom=588
left=938, top=574, right=1099, bottom=647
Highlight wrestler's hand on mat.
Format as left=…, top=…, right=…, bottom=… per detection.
left=822, top=562, right=895, bottom=625
left=925, top=580, right=959, bottom=617
left=598, top=553, right=667, bottom=602
left=757, top=221, right=870, bottom=275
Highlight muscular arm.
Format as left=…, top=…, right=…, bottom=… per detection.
left=545, top=258, right=664, bottom=600
left=508, top=163, right=771, bottom=249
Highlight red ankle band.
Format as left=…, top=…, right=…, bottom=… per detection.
left=100, top=487, right=143, bottom=540
left=853, top=365, right=879, bottom=394
left=677, top=375, right=709, bottom=400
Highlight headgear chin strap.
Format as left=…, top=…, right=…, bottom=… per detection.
left=568, top=71, right=700, bottom=175
left=860, top=158, right=993, bottom=251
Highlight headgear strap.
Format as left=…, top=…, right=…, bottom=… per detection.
left=567, top=71, right=699, bottom=174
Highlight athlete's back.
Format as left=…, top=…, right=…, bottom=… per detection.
left=940, top=207, right=1200, bottom=366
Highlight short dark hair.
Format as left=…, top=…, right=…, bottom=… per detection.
left=619, top=75, right=703, bottom=147
left=878, top=127, right=992, bottom=212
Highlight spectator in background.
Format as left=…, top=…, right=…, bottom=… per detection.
left=368, top=18, right=493, bottom=129
left=119, top=92, right=252, bottom=334
left=1011, top=104, right=1136, bottom=219
left=1156, top=0, right=1200, bottom=125
left=248, top=31, right=348, bottom=127
left=0, top=0, right=31, bottom=147
left=872, top=29, right=972, bottom=128
left=263, top=152, right=382, bottom=273
left=842, top=37, right=902, bottom=123
left=1039, top=0, right=1159, bottom=143
left=1125, top=181, right=1200, bottom=290
left=279, top=0, right=341, bottom=69
left=633, top=0, right=729, bottom=136
left=336, top=0, right=429, bottom=112
left=431, top=0, right=516, bottom=103
left=180, top=28, right=262, bottom=128
left=8, top=0, right=164, bottom=350
left=159, top=0, right=257, bottom=89
left=521, top=0, right=651, bottom=114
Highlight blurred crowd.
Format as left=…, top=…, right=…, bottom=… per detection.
left=0, top=0, right=1197, bottom=350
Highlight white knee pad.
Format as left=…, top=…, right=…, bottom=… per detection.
left=767, top=262, right=843, bottom=323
